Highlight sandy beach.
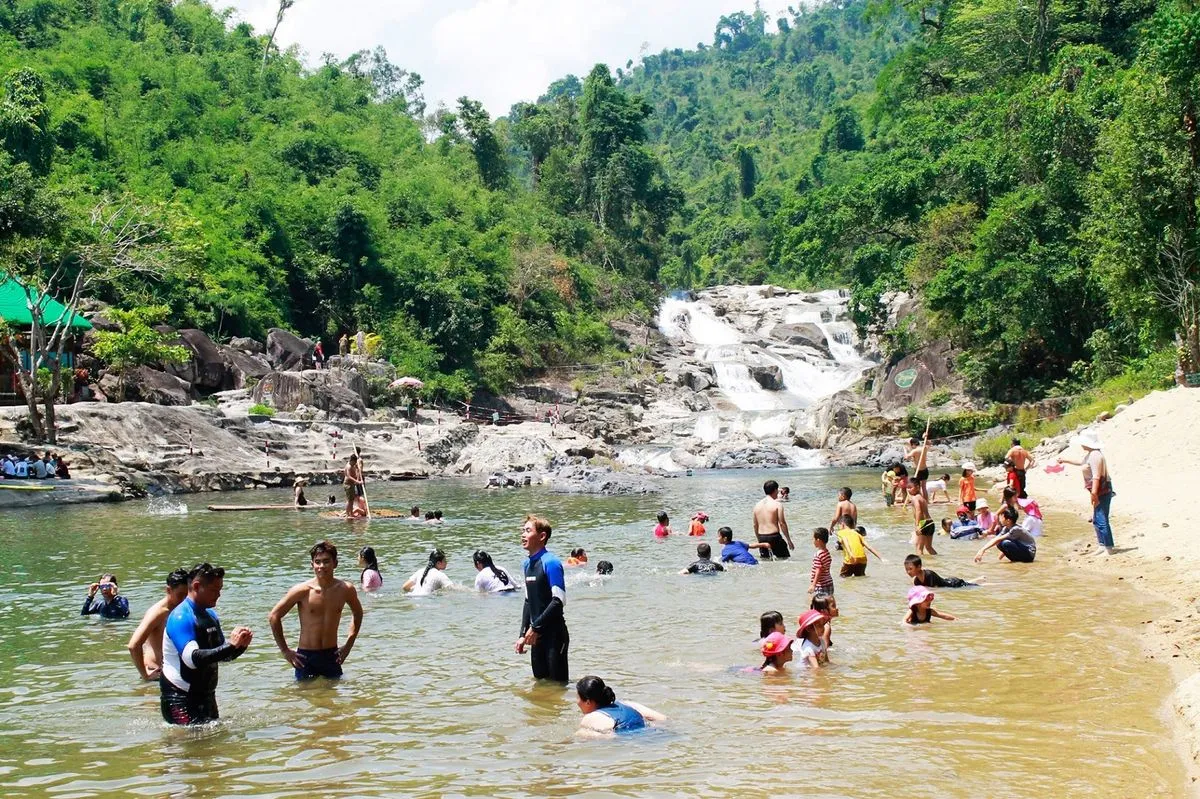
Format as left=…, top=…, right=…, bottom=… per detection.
left=1031, top=387, right=1200, bottom=791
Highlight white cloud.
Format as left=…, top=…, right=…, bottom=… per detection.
left=223, top=0, right=761, bottom=116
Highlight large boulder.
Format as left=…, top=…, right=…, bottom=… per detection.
left=98, top=366, right=196, bottom=406
left=221, top=347, right=272, bottom=390
left=771, top=322, right=832, bottom=359
left=230, top=336, right=265, bottom=355
left=176, top=329, right=228, bottom=392
left=706, top=445, right=791, bottom=469
left=749, top=363, right=785, bottom=391
left=874, top=340, right=959, bottom=408
left=252, top=368, right=368, bottom=420
left=266, top=328, right=313, bottom=371
left=548, top=456, right=660, bottom=495
left=423, top=424, right=480, bottom=469
left=454, top=433, right=557, bottom=475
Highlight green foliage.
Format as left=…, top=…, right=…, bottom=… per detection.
left=925, top=388, right=952, bottom=407
left=247, top=403, right=275, bottom=417
left=91, top=305, right=190, bottom=371
left=906, top=406, right=1000, bottom=439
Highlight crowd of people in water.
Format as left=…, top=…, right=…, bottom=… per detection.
left=78, top=424, right=1117, bottom=736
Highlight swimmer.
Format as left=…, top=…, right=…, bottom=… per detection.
left=267, top=540, right=364, bottom=680
left=909, top=481, right=938, bottom=556
left=160, top=563, right=253, bottom=725
left=424, top=511, right=438, bottom=523
left=947, top=506, right=984, bottom=539
left=795, top=609, right=829, bottom=667
left=403, top=549, right=455, bottom=594
left=82, top=572, right=130, bottom=619
left=925, top=474, right=952, bottom=504
left=780, top=486, right=790, bottom=501
left=752, top=479, right=794, bottom=559
left=359, top=546, right=382, bottom=592
left=904, top=554, right=976, bottom=588
left=829, top=486, right=858, bottom=530
left=653, top=511, right=673, bottom=537
left=566, top=548, right=588, bottom=567
left=595, top=560, right=614, bottom=575
left=975, top=498, right=996, bottom=534
left=680, top=542, right=725, bottom=575
left=326, top=494, right=337, bottom=506
left=515, top=514, right=569, bottom=682
left=835, top=517, right=883, bottom=577
left=473, top=550, right=517, bottom=593
left=759, top=610, right=785, bottom=641
left=127, top=568, right=190, bottom=680
left=293, top=478, right=308, bottom=507
left=810, top=593, right=838, bottom=648
left=718, top=526, right=771, bottom=565
left=434, top=510, right=444, bottom=524
left=688, top=512, right=708, bottom=536
left=751, top=632, right=794, bottom=674
left=905, top=421, right=932, bottom=499
left=408, top=505, right=421, bottom=520
left=575, top=675, right=665, bottom=737
left=905, top=586, right=956, bottom=625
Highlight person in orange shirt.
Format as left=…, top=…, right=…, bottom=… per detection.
left=566, top=548, right=588, bottom=568
left=688, top=512, right=708, bottom=536
left=959, top=461, right=978, bottom=511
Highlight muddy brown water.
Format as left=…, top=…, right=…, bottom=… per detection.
left=0, top=469, right=1183, bottom=797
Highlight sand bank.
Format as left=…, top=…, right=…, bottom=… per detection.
left=1031, top=387, right=1200, bottom=791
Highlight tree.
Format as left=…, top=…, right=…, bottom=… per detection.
left=457, top=97, right=509, bottom=190
left=90, top=305, right=190, bottom=400
left=1153, top=228, right=1200, bottom=374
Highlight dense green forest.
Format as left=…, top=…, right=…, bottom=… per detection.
left=2, top=0, right=1198, bottom=402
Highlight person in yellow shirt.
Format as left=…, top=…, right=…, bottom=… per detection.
left=882, top=469, right=897, bottom=507
left=835, top=516, right=885, bottom=577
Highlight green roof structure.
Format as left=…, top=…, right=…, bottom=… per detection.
left=0, top=277, right=92, bottom=330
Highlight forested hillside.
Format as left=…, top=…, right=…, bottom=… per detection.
left=3, top=0, right=1198, bottom=403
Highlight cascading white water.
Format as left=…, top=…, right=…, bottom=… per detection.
left=641, top=286, right=875, bottom=468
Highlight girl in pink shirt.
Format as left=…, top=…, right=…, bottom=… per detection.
left=654, top=511, right=673, bottom=537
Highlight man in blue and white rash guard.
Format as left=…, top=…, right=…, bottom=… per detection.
left=515, top=515, right=569, bottom=682
left=160, top=563, right=253, bottom=725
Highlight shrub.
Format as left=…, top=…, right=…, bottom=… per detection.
left=248, top=403, right=275, bottom=417
left=907, top=407, right=999, bottom=440
left=925, top=388, right=952, bottom=407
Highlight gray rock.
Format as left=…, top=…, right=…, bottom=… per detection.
left=423, top=424, right=480, bottom=469
left=749, top=364, right=784, bottom=391
left=771, top=322, right=832, bottom=359
left=222, top=347, right=271, bottom=390
left=707, top=445, right=791, bottom=469
left=548, top=456, right=660, bottom=495
left=176, top=329, right=228, bottom=392
left=266, top=328, right=314, bottom=371
left=99, top=366, right=196, bottom=406
left=683, top=368, right=714, bottom=392
left=252, top=368, right=368, bottom=421
left=230, top=336, right=265, bottom=354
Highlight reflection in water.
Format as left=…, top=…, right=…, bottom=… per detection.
left=0, top=470, right=1184, bottom=797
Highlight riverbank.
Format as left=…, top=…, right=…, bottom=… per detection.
left=1031, top=387, right=1200, bottom=791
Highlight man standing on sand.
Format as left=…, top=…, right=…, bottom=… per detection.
left=752, top=479, right=794, bottom=559
left=160, top=563, right=253, bottom=725
left=1005, top=438, right=1034, bottom=498
left=127, top=568, right=190, bottom=681
left=268, top=540, right=363, bottom=680
left=909, top=482, right=938, bottom=556
left=515, top=514, right=569, bottom=682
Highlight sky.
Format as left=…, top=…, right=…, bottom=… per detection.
left=223, top=0, right=763, bottom=117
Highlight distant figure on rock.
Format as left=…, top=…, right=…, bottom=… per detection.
left=338, top=333, right=349, bottom=356
left=313, top=341, right=325, bottom=370
left=355, top=329, right=366, bottom=356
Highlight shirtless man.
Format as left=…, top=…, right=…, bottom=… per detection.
left=829, top=486, right=858, bottom=530
left=1004, top=438, right=1034, bottom=498
left=904, top=420, right=932, bottom=500
left=126, top=568, right=190, bottom=681
left=342, top=454, right=365, bottom=518
left=752, top=479, right=794, bottom=560
left=909, top=481, right=938, bottom=556
left=268, top=540, right=364, bottom=680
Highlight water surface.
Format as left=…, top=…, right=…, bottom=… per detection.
left=0, top=469, right=1182, bottom=797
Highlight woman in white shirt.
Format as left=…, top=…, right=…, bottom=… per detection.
left=472, top=550, right=517, bottom=593
left=403, top=549, right=454, bottom=595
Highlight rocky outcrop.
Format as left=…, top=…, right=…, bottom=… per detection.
left=176, top=329, right=228, bottom=392
left=230, top=336, right=265, bottom=354
left=874, top=339, right=959, bottom=408
left=706, top=445, right=791, bottom=469
left=252, top=368, right=368, bottom=420
left=749, top=363, right=784, bottom=391
left=423, top=424, right=479, bottom=468
left=266, top=328, right=313, bottom=371
left=222, top=347, right=272, bottom=389
left=548, top=456, right=660, bottom=495
left=454, top=431, right=558, bottom=475
left=770, top=322, right=832, bottom=359
left=98, top=366, right=196, bottom=406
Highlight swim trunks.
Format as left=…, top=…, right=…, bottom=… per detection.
left=918, top=519, right=935, bottom=537
left=839, top=561, right=866, bottom=578
left=916, top=468, right=929, bottom=482
left=964, top=500, right=977, bottom=512
left=1014, top=469, right=1027, bottom=498
left=295, top=647, right=343, bottom=680
left=756, top=532, right=791, bottom=560
left=160, top=680, right=219, bottom=725
left=343, top=484, right=355, bottom=502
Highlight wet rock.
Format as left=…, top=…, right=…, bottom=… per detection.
left=454, top=432, right=558, bottom=475
left=266, top=328, right=314, bottom=371
left=706, top=445, right=791, bottom=469
left=548, top=456, right=660, bottom=495
left=749, top=364, right=784, bottom=391
left=772, top=322, right=832, bottom=359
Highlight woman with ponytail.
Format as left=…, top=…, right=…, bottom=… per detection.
left=472, top=550, right=516, bottom=593
left=358, top=546, right=382, bottom=592
left=575, top=675, right=665, bottom=736
left=402, top=549, right=454, bottom=595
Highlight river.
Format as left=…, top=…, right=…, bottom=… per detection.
left=0, top=469, right=1184, bottom=797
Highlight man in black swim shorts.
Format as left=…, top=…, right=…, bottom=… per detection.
left=752, top=479, right=794, bottom=559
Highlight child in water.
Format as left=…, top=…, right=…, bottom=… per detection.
left=566, top=548, right=588, bottom=567
left=595, top=560, right=614, bottom=575
left=689, top=512, right=708, bottom=536
left=810, top=593, right=837, bottom=648
left=959, top=461, right=978, bottom=511
left=749, top=632, right=794, bottom=674
left=654, top=511, right=673, bottom=538
left=926, top=473, right=952, bottom=504
left=905, top=586, right=956, bottom=625
left=795, top=610, right=828, bottom=667
left=758, top=610, right=785, bottom=642
left=358, top=546, right=382, bottom=592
